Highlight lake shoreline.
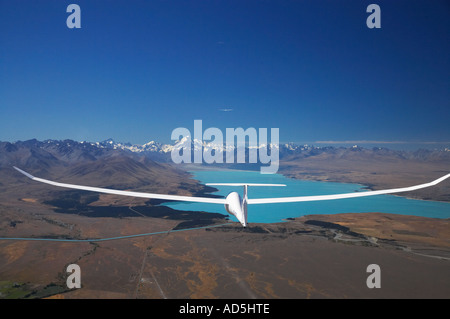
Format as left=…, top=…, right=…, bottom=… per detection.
left=178, top=164, right=450, bottom=204
left=168, top=168, right=450, bottom=222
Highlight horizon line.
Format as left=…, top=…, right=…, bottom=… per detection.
left=2, top=138, right=450, bottom=150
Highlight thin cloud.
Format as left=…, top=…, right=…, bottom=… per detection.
left=314, top=140, right=450, bottom=144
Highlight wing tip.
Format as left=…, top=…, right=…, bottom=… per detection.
left=13, top=166, right=35, bottom=179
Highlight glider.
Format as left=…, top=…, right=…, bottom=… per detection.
left=13, top=166, right=450, bottom=227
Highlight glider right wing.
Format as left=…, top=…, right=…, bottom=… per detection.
left=247, top=173, right=450, bottom=204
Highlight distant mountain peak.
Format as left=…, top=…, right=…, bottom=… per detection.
left=101, top=138, right=116, bottom=144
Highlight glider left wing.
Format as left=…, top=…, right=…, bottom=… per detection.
left=13, top=166, right=227, bottom=204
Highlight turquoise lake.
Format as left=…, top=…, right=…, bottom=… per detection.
left=163, top=170, right=450, bottom=224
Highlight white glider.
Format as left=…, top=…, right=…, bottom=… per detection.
left=13, top=166, right=450, bottom=227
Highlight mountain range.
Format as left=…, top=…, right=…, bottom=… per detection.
left=1, top=138, right=449, bottom=202
left=0, top=138, right=220, bottom=206
left=2, top=138, right=449, bottom=165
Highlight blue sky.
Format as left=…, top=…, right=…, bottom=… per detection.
left=0, top=0, right=449, bottom=146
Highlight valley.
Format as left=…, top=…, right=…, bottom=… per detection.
left=0, top=138, right=449, bottom=299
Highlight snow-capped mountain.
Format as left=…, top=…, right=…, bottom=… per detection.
left=91, top=137, right=306, bottom=155
left=2, top=138, right=449, bottom=170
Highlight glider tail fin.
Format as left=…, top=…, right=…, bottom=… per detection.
left=206, top=183, right=286, bottom=187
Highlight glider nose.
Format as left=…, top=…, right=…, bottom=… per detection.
left=225, top=192, right=246, bottom=227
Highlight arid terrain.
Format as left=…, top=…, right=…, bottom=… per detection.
left=279, top=146, right=450, bottom=202
left=0, top=199, right=449, bottom=299
left=0, top=140, right=449, bottom=299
